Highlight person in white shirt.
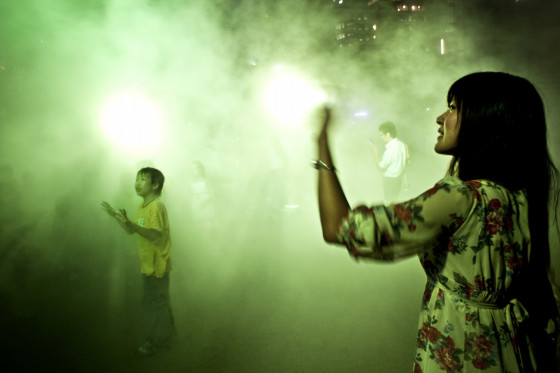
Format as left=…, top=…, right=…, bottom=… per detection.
left=370, top=121, right=409, bottom=203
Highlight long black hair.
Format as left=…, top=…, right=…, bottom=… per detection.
left=447, top=72, right=558, bottom=365
left=447, top=72, right=557, bottom=265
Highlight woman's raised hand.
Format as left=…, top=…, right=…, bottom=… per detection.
left=318, top=106, right=332, bottom=142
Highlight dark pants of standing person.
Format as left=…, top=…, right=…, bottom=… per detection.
left=143, top=273, right=175, bottom=347
left=383, top=176, right=402, bottom=203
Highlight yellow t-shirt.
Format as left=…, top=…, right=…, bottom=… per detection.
left=134, top=198, right=171, bottom=278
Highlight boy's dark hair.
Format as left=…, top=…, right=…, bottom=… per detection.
left=378, top=121, right=397, bottom=138
left=138, top=167, right=165, bottom=195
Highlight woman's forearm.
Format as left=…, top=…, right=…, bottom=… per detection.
left=317, top=132, right=350, bottom=243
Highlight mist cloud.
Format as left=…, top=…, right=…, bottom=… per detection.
left=2, top=0, right=560, bottom=371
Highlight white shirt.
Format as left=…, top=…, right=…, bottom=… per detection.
left=379, top=138, right=407, bottom=178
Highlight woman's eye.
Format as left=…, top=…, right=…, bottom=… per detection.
left=448, top=105, right=456, bottom=111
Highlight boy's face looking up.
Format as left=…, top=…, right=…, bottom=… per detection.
left=135, top=172, right=159, bottom=199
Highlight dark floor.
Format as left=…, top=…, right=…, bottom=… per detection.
left=2, top=206, right=425, bottom=373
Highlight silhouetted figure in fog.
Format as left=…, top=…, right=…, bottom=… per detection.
left=316, top=72, right=559, bottom=371
left=266, top=136, right=288, bottom=216
left=370, top=121, right=409, bottom=203
left=190, top=160, right=215, bottom=231
left=102, top=167, right=175, bottom=356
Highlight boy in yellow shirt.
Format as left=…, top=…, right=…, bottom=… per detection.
left=102, top=167, right=174, bottom=356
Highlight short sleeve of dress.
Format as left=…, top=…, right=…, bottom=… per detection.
left=337, top=177, right=476, bottom=261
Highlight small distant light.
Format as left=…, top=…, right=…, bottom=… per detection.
left=426, top=107, right=430, bottom=111
left=284, top=204, right=299, bottom=210
left=339, top=0, right=343, bottom=4
left=372, top=24, right=377, bottom=30
left=354, top=111, right=368, bottom=117
left=440, top=38, right=445, bottom=55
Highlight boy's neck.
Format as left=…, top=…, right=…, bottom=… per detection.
left=143, top=194, right=158, bottom=207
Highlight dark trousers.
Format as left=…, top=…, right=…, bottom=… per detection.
left=383, top=176, right=402, bottom=204
left=143, top=273, right=175, bottom=346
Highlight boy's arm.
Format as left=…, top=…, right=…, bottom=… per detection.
left=116, top=209, right=163, bottom=241
left=101, top=201, right=134, bottom=234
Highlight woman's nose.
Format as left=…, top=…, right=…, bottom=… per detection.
left=436, top=111, right=446, bottom=125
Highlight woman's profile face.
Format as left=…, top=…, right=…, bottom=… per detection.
left=434, top=99, right=461, bottom=155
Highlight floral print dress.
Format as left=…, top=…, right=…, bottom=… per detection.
left=337, top=177, right=540, bottom=372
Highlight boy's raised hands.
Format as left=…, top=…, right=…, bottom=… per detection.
left=115, top=209, right=130, bottom=225
left=101, top=201, right=117, bottom=217
left=102, top=201, right=135, bottom=234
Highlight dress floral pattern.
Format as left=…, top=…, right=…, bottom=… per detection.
left=337, top=177, right=539, bottom=372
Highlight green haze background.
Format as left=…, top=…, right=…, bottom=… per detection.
left=1, top=0, right=559, bottom=372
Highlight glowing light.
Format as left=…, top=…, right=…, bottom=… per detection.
left=101, top=93, right=164, bottom=150
left=440, top=38, right=445, bottom=55
left=372, top=24, right=377, bottom=30
left=354, top=111, right=369, bottom=117
left=264, top=69, right=326, bottom=127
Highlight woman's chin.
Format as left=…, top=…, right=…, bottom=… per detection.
left=434, top=144, right=451, bottom=155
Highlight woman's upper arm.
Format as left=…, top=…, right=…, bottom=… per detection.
left=337, top=177, right=475, bottom=261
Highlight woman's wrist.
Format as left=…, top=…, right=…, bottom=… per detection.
left=312, top=160, right=336, bottom=172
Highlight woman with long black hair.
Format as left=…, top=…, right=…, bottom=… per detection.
left=316, top=72, right=559, bottom=372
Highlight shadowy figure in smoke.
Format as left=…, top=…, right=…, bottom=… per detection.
left=316, top=72, right=559, bottom=371
left=102, top=167, right=175, bottom=357
left=189, top=160, right=216, bottom=232
left=265, top=136, right=288, bottom=219
left=370, top=121, right=410, bottom=203
left=0, top=164, right=37, bottom=321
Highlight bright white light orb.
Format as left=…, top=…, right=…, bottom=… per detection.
left=264, top=70, right=326, bottom=127
left=101, top=93, right=164, bottom=150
